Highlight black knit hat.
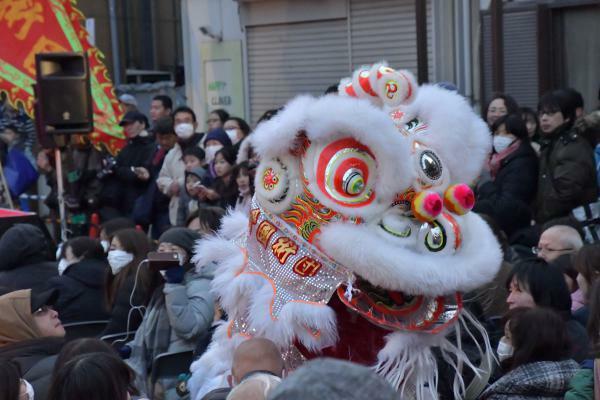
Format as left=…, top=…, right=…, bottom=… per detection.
left=158, top=227, right=202, bottom=256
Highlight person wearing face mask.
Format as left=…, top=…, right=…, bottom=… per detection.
left=473, top=114, right=538, bottom=237
left=101, top=228, right=161, bottom=337
left=223, top=117, right=251, bottom=155
left=481, top=307, right=579, bottom=400
left=45, top=237, right=109, bottom=324
left=124, top=227, right=215, bottom=398
left=157, top=106, right=205, bottom=226
left=203, top=128, right=233, bottom=178
left=0, top=288, right=67, bottom=400
left=98, top=217, right=136, bottom=254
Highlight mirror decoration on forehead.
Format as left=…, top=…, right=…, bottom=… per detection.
left=188, top=61, right=501, bottom=400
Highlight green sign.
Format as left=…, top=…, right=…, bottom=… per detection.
left=200, top=41, right=245, bottom=122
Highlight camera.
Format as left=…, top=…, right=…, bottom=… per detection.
left=97, top=154, right=117, bottom=179
left=147, top=251, right=181, bottom=270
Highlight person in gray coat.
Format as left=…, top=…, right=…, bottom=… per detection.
left=125, top=227, right=215, bottom=398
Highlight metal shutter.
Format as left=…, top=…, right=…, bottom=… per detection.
left=503, top=9, right=538, bottom=108
left=481, top=13, right=493, bottom=105
left=349, top=0, right=419, bottom=75
left=427, top=0, right=433, bottom=82
left=480, top=8, right=538, bottom=108
left=246, top=20, right=349, bottom=125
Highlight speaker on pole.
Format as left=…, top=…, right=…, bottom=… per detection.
left=34, top=52, right=93, bottom=137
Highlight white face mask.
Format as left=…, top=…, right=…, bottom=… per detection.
left=496, top=338, right=514, bottom=362
left=22, top=379, right=35, bottom=400
left=493, top=136, right=514, bottom=153
left=58, top=258, right=77, bottom=276
left=101, top=240, right=110, bottom=253
left=107, top=250, right=134, bottom=275
left=205, top=145, right=223, bottom=163
left=175, top=123, right=194, bottom=139
left=225, top=129, right=239, bottom=145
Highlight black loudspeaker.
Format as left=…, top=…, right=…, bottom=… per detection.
left=34, top=52, right=93, bottom=136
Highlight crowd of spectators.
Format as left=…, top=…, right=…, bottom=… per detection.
left=0, top=86, right=599, bottom=400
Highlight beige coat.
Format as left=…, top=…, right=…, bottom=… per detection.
left=157, top=144, right=187, bottom=225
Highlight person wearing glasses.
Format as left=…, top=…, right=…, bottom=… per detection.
left=533, top=224, right=583, bottom=263
left=0, top=288, right=66, bottom=400
left=535, top=89, right=597, bottom=224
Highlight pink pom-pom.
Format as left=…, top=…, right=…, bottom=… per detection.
left=444, top=184, right=475, bottom=215
left=411, top=191, right=443, bottom=222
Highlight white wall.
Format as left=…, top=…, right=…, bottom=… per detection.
left=182, top=0, right=244, bottom=129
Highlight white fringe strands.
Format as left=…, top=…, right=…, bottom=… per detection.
left=374, top=309, right=494, bottom=400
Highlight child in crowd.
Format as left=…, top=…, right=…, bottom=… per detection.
left=193, top=147, right=238, bottom=210
left=177, top=147, right=212, bottom=225
left=186, top=206, right=224, bottom=235
left=233, top=161, right=254, bottom=213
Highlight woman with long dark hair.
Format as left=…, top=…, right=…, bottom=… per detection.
left=481, top=307, right=578, bottom=399
left=474, top=114, right=538, bottom=237
left=506, top=259, right=590, bottom=362
left=101, top=228, right=160, bottom=336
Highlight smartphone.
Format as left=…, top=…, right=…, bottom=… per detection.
left=147, top=251, right=180, bottom=270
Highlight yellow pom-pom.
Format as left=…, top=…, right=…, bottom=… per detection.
left=411, top=191, right=443, bottom=222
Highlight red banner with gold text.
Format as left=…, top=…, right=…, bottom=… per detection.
left=0, top=0, right=125, bottom=154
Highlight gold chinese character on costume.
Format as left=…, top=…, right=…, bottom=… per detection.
left=250, top=209, right=260, bottom=226
left=23, top=35, right=66, bottom=75
left=0, top=0, right=44, bottom=40
left=293, top=256, right=322, bottom=277
left=256, top=221, right=276, bottom=248
left=271, top=237, right=298, bottom=264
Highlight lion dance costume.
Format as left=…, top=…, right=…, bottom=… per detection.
left=189, top=63, right=502, bottom=400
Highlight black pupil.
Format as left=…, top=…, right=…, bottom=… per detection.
left=420, top=151, right=441, bottom=180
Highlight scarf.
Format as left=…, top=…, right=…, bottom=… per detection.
left=489, top=139, right=521, bottom=179
left=480, top=359, right=579, bottom=399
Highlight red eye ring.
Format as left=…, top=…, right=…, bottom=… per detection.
left=315, top=138, right=376, bottom=207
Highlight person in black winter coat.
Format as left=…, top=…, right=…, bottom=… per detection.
left=100, top=111, right=157, bottom=218
left=0, top=224, right=57, bottom=292
left=474, top=114, right=538, bottom=237
left=46, top=237, right=110, bottom=324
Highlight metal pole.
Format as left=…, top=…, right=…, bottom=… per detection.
left=54, top=148, right=68, bottom=242
left=108, top=0, right=121, bottom=86
left=0, top=161, right=14, bottom=209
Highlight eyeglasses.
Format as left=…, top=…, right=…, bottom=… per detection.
left=33, top=305, right=53, bottom=316
left=531, top=246, right=574, bottom=255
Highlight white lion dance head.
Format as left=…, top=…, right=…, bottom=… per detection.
left=189, top=62, right=502, bottom=400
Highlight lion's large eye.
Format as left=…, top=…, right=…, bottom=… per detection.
left=419, top=150, right=442, bottom=181
left=315, top=138, right=376, bottom=207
